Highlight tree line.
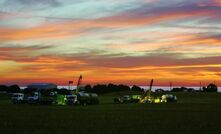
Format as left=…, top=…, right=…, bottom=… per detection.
left=0, top=84, right=144, bottom=94
left=0, top=83, right=218, bottom=94
left=83, top=84, right=144, bottom=94
left=171, top=83, right=218, bottom=92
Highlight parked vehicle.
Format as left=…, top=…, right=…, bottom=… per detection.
left=114, top=95, right=141, bottom=103
left=11, top=93, right=26, bottom=104
left=27, top=92, right=40, bottom=104
left=77, top=92, right=99, bottom=105
left=66, top=94, right=78, bottom=105
left=161, top=94, right=177, bottom=103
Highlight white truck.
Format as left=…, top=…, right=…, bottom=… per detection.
left=11, top=93, right=26, bottom=104
left=27, top=92, right=40, bottom=104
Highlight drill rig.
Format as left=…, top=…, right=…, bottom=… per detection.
left=140, top=79, right=154, bottom=103
left=139, top=79, right=177, bottom=103
left=75, top=75, right=82, bottom=93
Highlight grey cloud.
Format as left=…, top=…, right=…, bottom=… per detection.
left=15, top=0, right=61, bottom=7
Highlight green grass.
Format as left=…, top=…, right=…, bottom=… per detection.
left=0, top=92, right=221, bottom=134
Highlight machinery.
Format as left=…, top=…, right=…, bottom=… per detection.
left=56, top=94, right=78, bottom=105
left=75, top=75, right=82, bottom=94
left=112, top=79, right=177, bottom=104
left=140, top=79, right=154, bottom=103
left=75, top=75, right=99, bottom=105
left=11, top=75, right=99, bottom=106
left=114, top=95, right=141, bottom=103
left=55, top=75, right=99, bottom=106
left=113, top=79, right=154, bottom=104
left=139, top=79, right=177, bottom=103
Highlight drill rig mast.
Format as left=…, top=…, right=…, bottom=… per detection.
left=140, top=79, right=154, bottom=103
left=76, top=75, right=82, bottom=93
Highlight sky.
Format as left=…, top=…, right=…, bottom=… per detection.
left=0, top=0, right=221, bottom=86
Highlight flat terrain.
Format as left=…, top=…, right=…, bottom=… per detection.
left=0, top=92, right=221, bottom=134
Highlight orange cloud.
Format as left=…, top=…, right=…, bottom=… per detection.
left=214, top=0, right=221, bottom=4
left=1, top=53, right=221, bottom=86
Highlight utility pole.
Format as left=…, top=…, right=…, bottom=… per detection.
left=170, top=82, right=173, bottom=91
left=199, top=82, right=202, bottom=91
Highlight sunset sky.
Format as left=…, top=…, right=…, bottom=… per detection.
left=0, top=0, right=221, bottom=86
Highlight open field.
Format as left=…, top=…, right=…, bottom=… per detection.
left=0, top=92, right=221, bottom=134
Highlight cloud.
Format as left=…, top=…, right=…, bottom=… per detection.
left=1, top=1, right=219, bottom=41
left=2, top=0, right=62, bottom=9
left=1, top=52, right=221, bottom=85
left=1, top=0, right=221, bottom=85
left=17, top=0, right=61, bottom=6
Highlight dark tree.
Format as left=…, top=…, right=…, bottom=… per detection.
left=92, top=84, right=108, bottom=94
left=203, top=83, right=218, bottom=92
left=118, top=84, right=130, bottom=91
left=0, top=85, right=8, bottom=92
left=131, top=85, right=143, bottom=92
left=171, top=87, right=193, bottom=92
left=57, top=88, right=70, bottom=95
left=107, top=83, right=119, bottom=92
left=85, top=85, right=92, bottom=93
left=8, top=85, right=20, bottom=93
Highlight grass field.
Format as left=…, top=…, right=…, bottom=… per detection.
left=0, top=92, right=221, bottom=134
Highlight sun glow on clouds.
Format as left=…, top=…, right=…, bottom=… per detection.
left=0, top=0, right=221, bottom=86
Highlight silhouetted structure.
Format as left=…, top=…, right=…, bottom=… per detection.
left=131, top=85, right=144, bottom=92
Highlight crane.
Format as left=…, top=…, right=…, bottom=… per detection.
left=148, top=79, right=154, bottom=99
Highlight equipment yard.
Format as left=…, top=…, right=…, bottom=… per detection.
left=0, top=92, right=221, bottom=134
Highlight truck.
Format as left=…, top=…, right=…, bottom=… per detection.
left=77, top=92, right=99, bottom=105
left=55, top=93, right=99, bottom=106
left=66, top=94, right=78, bottom=105
left=139, top=80, right=178, bottom=103
left=27, top=92, right=40, bottom=104
left=55, top=94, right=78, bottom=105
left=113, top=79, right=178, bottom=104
left=39, top=94, right=55, bottom=105
left=11, top=93, right=26, bottom=104
left=114, top=95, right=141, bottom=103
left=70, top=75, right=99, bottom=105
